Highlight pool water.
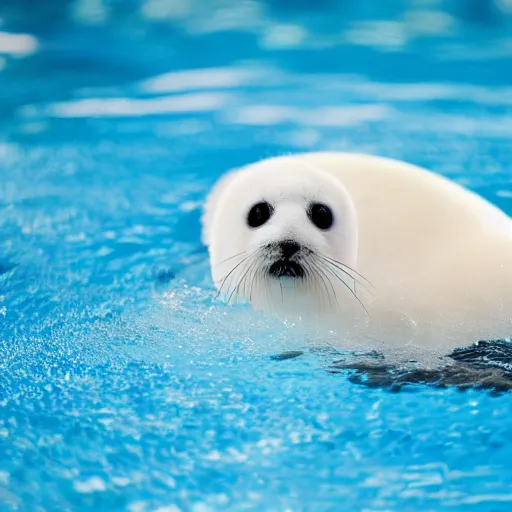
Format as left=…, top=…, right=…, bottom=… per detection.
left=1, top=0, right=512, bottom=510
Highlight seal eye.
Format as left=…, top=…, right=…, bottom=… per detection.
left=308, top=203, right=334, bottom=230
left=247, top=202, right=273, bottom=228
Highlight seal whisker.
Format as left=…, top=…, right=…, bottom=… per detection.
left=225, top=255, right=255, bottom=304
left=324, top=258, right=356, bottom=295
left=307, top=247, right=368, bottom=297
left=323, top=260, right=367, bottom=292
left=303, top=259, right=335, bottom=312
left=213, top=251, right=248, bottom=269
left=321, top=256, right=374, bottom=297
left=323, top=255, right=374, bottom=289
left=314, top=267, right=332, bottom=311
left=319, top=260, right=370, bottom=317
left=249, top=264, right=261, bottom=302
left=216, top=254, right=252, bottom=299
left=314, top=262, right=340, bottom=312
left=238, top=256, right=260, bottom=304
left=241, top=262, right=257, bottom=302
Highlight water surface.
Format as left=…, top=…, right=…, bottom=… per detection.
left=1, top=1, right=512, bottom=510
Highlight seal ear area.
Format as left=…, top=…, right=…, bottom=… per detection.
left=201, top=167, right=243, bottom=247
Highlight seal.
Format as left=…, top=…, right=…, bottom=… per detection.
left=202, top=152, right=512, bottom=352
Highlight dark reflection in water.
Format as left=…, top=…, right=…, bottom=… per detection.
left=274, top=340, right=512, bottom=394
left=332, top=340, right=512, bottom=394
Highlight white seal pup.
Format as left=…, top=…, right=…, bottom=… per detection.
left=201, top=152, right=512, bottom=354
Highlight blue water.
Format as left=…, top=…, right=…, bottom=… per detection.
left=1, top=1, right=512, bottom=510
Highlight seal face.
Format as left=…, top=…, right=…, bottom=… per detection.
left=203, top=156, right=362, bottom=318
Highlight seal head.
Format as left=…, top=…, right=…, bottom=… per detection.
left=204, top=156, right=364, bottom=319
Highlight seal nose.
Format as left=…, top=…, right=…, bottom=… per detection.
left=279, top=240, right=300, bottom=259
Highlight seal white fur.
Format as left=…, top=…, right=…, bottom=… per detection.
left=202, top=152, right=512, bottom=351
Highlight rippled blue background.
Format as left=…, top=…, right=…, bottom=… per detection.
left=1, top=1, right=512, bottom=510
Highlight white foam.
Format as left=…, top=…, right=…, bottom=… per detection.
left=225, top=104, right=393, bottom=126
left=345, top=21, right=408, bottom=50
left=74, top=476, right=107, bottom=493
left=27, top=93, right=229, bottom=118
left=153, top=506, right=182, bottom=512
left=302, top=105, right=394, bottom=126
left=406, top=113, right=512, bottom=137
left=0, top=31, right=38, bottom=56
left=185, top=0, right=265, bottom=35
left=141, top=0, right=191, bottom=20
left=260, top=24, right=307, bottom=49
left=316, top=76, right=512, bottom=106
left=71, top=0, right=108, bottom=25
left=141, top=66, right=263, bottom=93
